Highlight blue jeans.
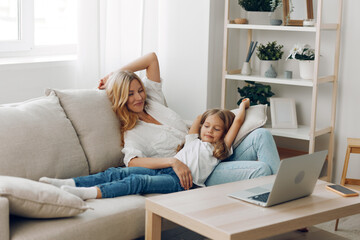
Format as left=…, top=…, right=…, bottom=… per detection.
left=205, top=128, right=280, bottom=186
left=73, top=167, right=183, bottom=198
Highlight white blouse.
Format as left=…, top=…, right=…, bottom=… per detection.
left=174, top=134, right=220, bottom=187
left=122, top=77, right=188, bottom=166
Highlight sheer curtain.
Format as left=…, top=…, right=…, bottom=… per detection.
left=76, top=0, right=144, bottom=88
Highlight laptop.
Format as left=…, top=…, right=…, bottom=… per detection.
left=228, top=150, right=327, bottom=207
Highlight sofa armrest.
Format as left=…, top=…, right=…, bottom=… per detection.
left=0, top=197, right=10, bottom=240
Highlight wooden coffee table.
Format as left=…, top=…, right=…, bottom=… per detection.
left=145, top=175, right=360, bottom=240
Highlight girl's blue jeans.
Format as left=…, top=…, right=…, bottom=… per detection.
left=74, top=128, right=280, bottom=197
left=74, top=167, right=183, bottom=198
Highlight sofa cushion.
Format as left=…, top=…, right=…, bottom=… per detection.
left=0, top=176, right=91, bottom=218
left=0, top=93, right=89, bottom=180
left=10, top=195, right=147, bottom=240
left=232, top=104, right=267, bottom=148
left=0, top=197, right=9, bottom=240
left=46, top=89, right=124, bottom=174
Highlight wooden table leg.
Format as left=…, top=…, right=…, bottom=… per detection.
left=334, top=218, right=340, bottom=231
left=145, top=210, right=161, bottom=240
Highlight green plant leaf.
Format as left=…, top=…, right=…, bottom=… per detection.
left=237, top=81, right=275, bottom=106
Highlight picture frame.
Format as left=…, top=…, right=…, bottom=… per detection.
left=283, top=0, right=314, bottom=26
left=270, top=98, right=298, bottom=129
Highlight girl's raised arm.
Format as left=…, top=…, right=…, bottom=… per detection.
left=224, top=98, right=250, bottom=149
left=188, top=115, right=202, bottom=135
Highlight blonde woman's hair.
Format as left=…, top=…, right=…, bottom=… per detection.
left=105, top=70, right=146, bottom=146
left=177, top=109, right=235, bottom=160
left=199, top=109, right=235, bottom=160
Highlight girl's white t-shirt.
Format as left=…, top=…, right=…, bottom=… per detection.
left=174, top=134, right=221, bottom=187
left=121, top=77, right=189, bottom=166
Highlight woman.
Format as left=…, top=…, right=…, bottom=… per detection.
left=99, top=52, right=280, bottom=190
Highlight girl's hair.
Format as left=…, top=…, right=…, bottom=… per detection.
left=199, top=109, right=235, bottom=160
left=177, top=109, right=235, bottom=160
left=105, top=70, right=146, bottom=146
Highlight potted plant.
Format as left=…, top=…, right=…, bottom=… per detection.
left=286, top=44, right=315, bottom=79
left=238, top=0, right=281, bottom=25
left=256, top=41, right=284, bottom=77
left=237, top=81, right=275, bottom=106
left=238, top=0, right=280, bottom=12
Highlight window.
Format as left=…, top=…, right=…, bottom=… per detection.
left=0, top=0, right=33, bottom=52
left=34, top=0, right=77, bottom=46
left=0, top=0, right=77, bottom=55
left=0, top=0, right=19, bottom=41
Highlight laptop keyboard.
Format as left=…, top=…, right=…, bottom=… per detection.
left=249, top=192, right=270, bottom=203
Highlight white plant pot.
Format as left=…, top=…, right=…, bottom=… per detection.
left=298, top=60, right=314, bottom=79
left=247, top=11, right=271, bottom=25
left=260, top=60, right=278, bottom=77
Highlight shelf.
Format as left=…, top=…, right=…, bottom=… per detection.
left=321, top=24, right=339, bottom=30
left=222, top=0, right=342, bottom=182
left=277, top=147, right=307, bottom=160
left=227, top=24, right=316, bottom=32
left=227, top=23, right=338, bottom=31
left=225, top=73, right=314, bottom=87
left=318, top=75, right=335, bottom=84
left=264, top=125, right=332, bottom=140
left=225, top=74, right=335, bottom=87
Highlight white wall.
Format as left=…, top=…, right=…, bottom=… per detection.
left=0, top=61, right=77, bottom=104
left=157, top=0, right=211, bottom=120
left=332, top=0, right=360, bottom=183
left=157, top=0, right=224, bottom=120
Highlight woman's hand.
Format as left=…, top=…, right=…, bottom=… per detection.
left=171, top=158, right=193, bottom=190
left=98, top=73, right=113, bottom=90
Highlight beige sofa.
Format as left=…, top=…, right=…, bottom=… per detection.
left=0, top=89, right=168, bottom=240
left=0, top=88, right=267, bottom=240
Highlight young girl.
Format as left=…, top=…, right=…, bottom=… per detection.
left=40, top=99, right=250, bottom=200
left=174, top=99, right=249, bottom=187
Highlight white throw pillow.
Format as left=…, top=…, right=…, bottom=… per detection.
left=0, top=176, right=91, bottom=218
left=231, top=104, right=268, bottom=148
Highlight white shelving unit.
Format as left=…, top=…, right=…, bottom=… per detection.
left=221, top=0, right=343, bottom=181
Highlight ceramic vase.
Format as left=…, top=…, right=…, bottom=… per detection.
left=298, top=60, right=314, bottom=79
left=260, top=60, right=278, bottom=77
left=241, top=62, right=252, bottom=75
left=246, top=11, right=270, bottom=25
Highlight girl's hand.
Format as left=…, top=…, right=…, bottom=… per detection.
left=240, top=98, right=250, bottom=109
left=98, top=73, right=113, bottom=89
left=171, top=158, right=193, bottom=190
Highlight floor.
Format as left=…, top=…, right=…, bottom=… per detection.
left=137, top=213, right=360, bottom=240
left=137, top=226, right=347, bottom=240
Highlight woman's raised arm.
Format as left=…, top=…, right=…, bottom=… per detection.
left=120, top=52, right=160, bottom=83
left=98, top=52, right=160, bottom=89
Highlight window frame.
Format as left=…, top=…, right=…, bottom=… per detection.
left=0, top=0, right=34, bottom=52
left=0, top=0, right=77, bottom=60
